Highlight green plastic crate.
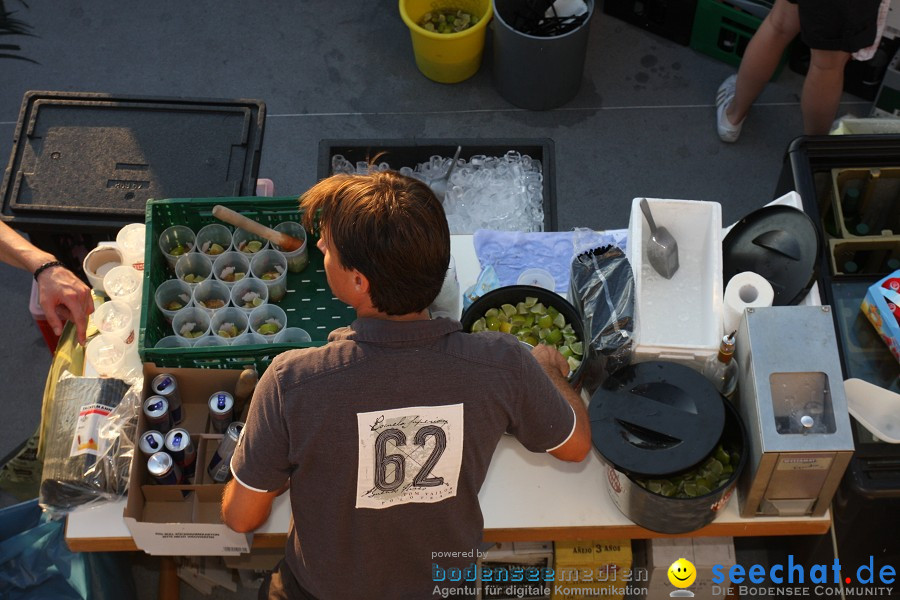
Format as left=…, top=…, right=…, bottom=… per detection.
left=689, top=0, right=786, bottom=79
left=138, top=196, right=356, bottom=373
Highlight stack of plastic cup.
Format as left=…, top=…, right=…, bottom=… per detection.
left=92, top=300, right=135, bottom=345
left=250, top=249, right=288, bottom=302
left=231, top=277, right=268, bottom=313
left=249, top=304, right=287, bottom=342
left=158, top=225, right=196, bottom=270
left=213, top=251, right=250, bottom=288
left=196, top=224, right=233, bottom=257
left=274, top=221, right=309, bottom=273
left=85, top=333, right=127, bottom=377
left=154, top=279, right=193, bottom=324
left=116, top=223, right=147, bottom=271
left=103, top=265, right=143, bottom=311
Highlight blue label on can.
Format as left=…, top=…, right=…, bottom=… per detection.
left=217, top=394, right=227, bottom=409
left=149, top=400, right=164, bottom=412
left=158, top=377, right=172, bottom=390
left=144, top=434, right=161, bottom=450
left=172, top=432, right=184, bottom=449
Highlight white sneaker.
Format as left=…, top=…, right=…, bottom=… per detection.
left=716, top=74, right=744, bottom=143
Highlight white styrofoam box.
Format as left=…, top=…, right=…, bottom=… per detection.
left=722, top=191, right=822, bottom=307
left=627, top=198, right=723, bottom=368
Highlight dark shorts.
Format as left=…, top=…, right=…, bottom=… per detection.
left=258, top=559, right=318, bottom=600
left=785, top=0, right=881, bottom=53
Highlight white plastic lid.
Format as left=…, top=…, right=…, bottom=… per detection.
left=517, top=268, right=556, bottom=291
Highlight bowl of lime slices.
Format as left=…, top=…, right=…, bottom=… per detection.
left=460, top=285, right=588, bottom=387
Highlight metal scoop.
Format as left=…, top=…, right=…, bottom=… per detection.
left=428, top=145, right=462, bottom=201
left=639, top=198, right=679, bottom=279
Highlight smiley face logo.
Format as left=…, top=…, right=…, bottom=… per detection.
left=668, top=558, right=696, bottom=588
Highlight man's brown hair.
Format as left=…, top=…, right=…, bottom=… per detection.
left=300, top=171, right=450, bottom=316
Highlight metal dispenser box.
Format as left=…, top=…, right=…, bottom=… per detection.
left=735, top=306, right=854, bottom=517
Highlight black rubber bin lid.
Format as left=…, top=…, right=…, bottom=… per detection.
left=0, top=91, right=266, bottom=232
left=589, top=361, right=725, bottom=478
left=722, top=205, right=820, bottom=306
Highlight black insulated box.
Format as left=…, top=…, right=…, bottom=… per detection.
left=0, top=91, right=266, bottom=275
left=317, top=138, right=558, bottom=232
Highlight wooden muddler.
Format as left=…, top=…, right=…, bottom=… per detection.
left=212, top=205, right=304, bottom=252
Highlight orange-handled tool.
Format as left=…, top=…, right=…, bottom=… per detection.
left=212, top=205, right=304, bottom=252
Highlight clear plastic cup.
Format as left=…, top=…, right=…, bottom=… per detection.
left=85, top=333, right=127, bottom=377
left=116, top=223, right=147, bottom=271
left=212, top=251, right=251, bottom=288
left=158, top=225, right=196, bottom=271
left=274, top=327, right=312, bottom=344
left=154, top=279, right=194, bottom=324
left=171, top=306, right=211, bottom=343
left=210, top=307, right=249, bottom=341
left=174, top=252, right=213, bottom=288
left=103, top=265, right=143, bottom=310
left=155, top=335, right=192, bottom=349
left=192, top=279, right=231, bottom=314
left=92, top=300, right=135, bottom=345
left=231, top=331, right=268, bottom=346
left=233, top=228, right=270, bottom=255
left=193, top=335, right=231, bottom=348
left=249, top=304, right=287, bottom=342
left=273, top=221, right=309, bottom=273
left=250, top=249, right=288, bottom=302
left=195, top=224, right=233, bottom=257
left=231, top=277, right=269, bottom=313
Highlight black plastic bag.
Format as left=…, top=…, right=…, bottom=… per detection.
left=569, top=244, right=635, bottom=393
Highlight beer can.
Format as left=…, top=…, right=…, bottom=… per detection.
left=208, top=391, right=234, bottom=434
left=148, top=451, right=183, bottom=485
left=207, top=421, right=244, bottom=483
left=138, top=430, right=166, bottom=456
left=151, top=373, right=183, bottom=425
left=164, top=428, right=196, bottom=478
left=143, top=396, right=172, bottom=434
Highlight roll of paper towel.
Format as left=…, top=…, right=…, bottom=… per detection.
left=724, top=271, right=775, bottom=335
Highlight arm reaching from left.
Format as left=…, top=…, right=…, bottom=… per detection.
left=0, top=221, right=94, bottom=345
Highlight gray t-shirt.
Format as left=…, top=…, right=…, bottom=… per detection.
left=232, top=317, right=575, bottom=599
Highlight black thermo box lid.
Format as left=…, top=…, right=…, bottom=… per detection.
left=1, top=91, right=266, bottom=234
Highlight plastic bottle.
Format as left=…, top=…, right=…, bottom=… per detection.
left=702, top=332, right=738, bottom=401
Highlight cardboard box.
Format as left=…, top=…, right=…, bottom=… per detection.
left=479, top=542, right=554, bottom=600
left=124, top=364, right=251, bottom=555
left=637, top=537, right=735, bottom=600
left=551, top=540, right=633, bottom=600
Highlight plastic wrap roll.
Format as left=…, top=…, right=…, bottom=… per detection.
left=724, top=271, right=774, bottom=335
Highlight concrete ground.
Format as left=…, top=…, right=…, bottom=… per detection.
left=0, top=0, right=874, bottom=597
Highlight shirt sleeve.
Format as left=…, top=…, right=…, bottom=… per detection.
left=506, top=346, right=578, bottom=453
left=230, top=357, right=293, bottom=491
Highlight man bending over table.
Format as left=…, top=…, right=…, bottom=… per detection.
left=222, top=171, right=590, bottom=599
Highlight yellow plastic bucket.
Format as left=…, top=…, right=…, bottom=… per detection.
left=399, top=0, right=493, bottom=83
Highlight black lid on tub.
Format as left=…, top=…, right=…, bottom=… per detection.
left=589, top=361, right=725, bottom=477
left=722, top=204, right=820, bottom=306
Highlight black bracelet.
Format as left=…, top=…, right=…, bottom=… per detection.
left=33, top=260, right=65, bottom=281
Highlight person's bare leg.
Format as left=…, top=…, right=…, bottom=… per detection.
left=801, top=49, right=851, bottom=134
left=725, top=0, right=800, bottom=125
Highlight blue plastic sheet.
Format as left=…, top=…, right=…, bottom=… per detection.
left=0, top=499, right=135, bottom=599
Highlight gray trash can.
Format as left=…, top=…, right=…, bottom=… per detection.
left=492, top=0, right=594, bottom=110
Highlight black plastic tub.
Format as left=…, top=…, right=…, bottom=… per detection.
left=600, top=398, right=748, bottom=534
left=459, top=284, right=588, bottom=388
